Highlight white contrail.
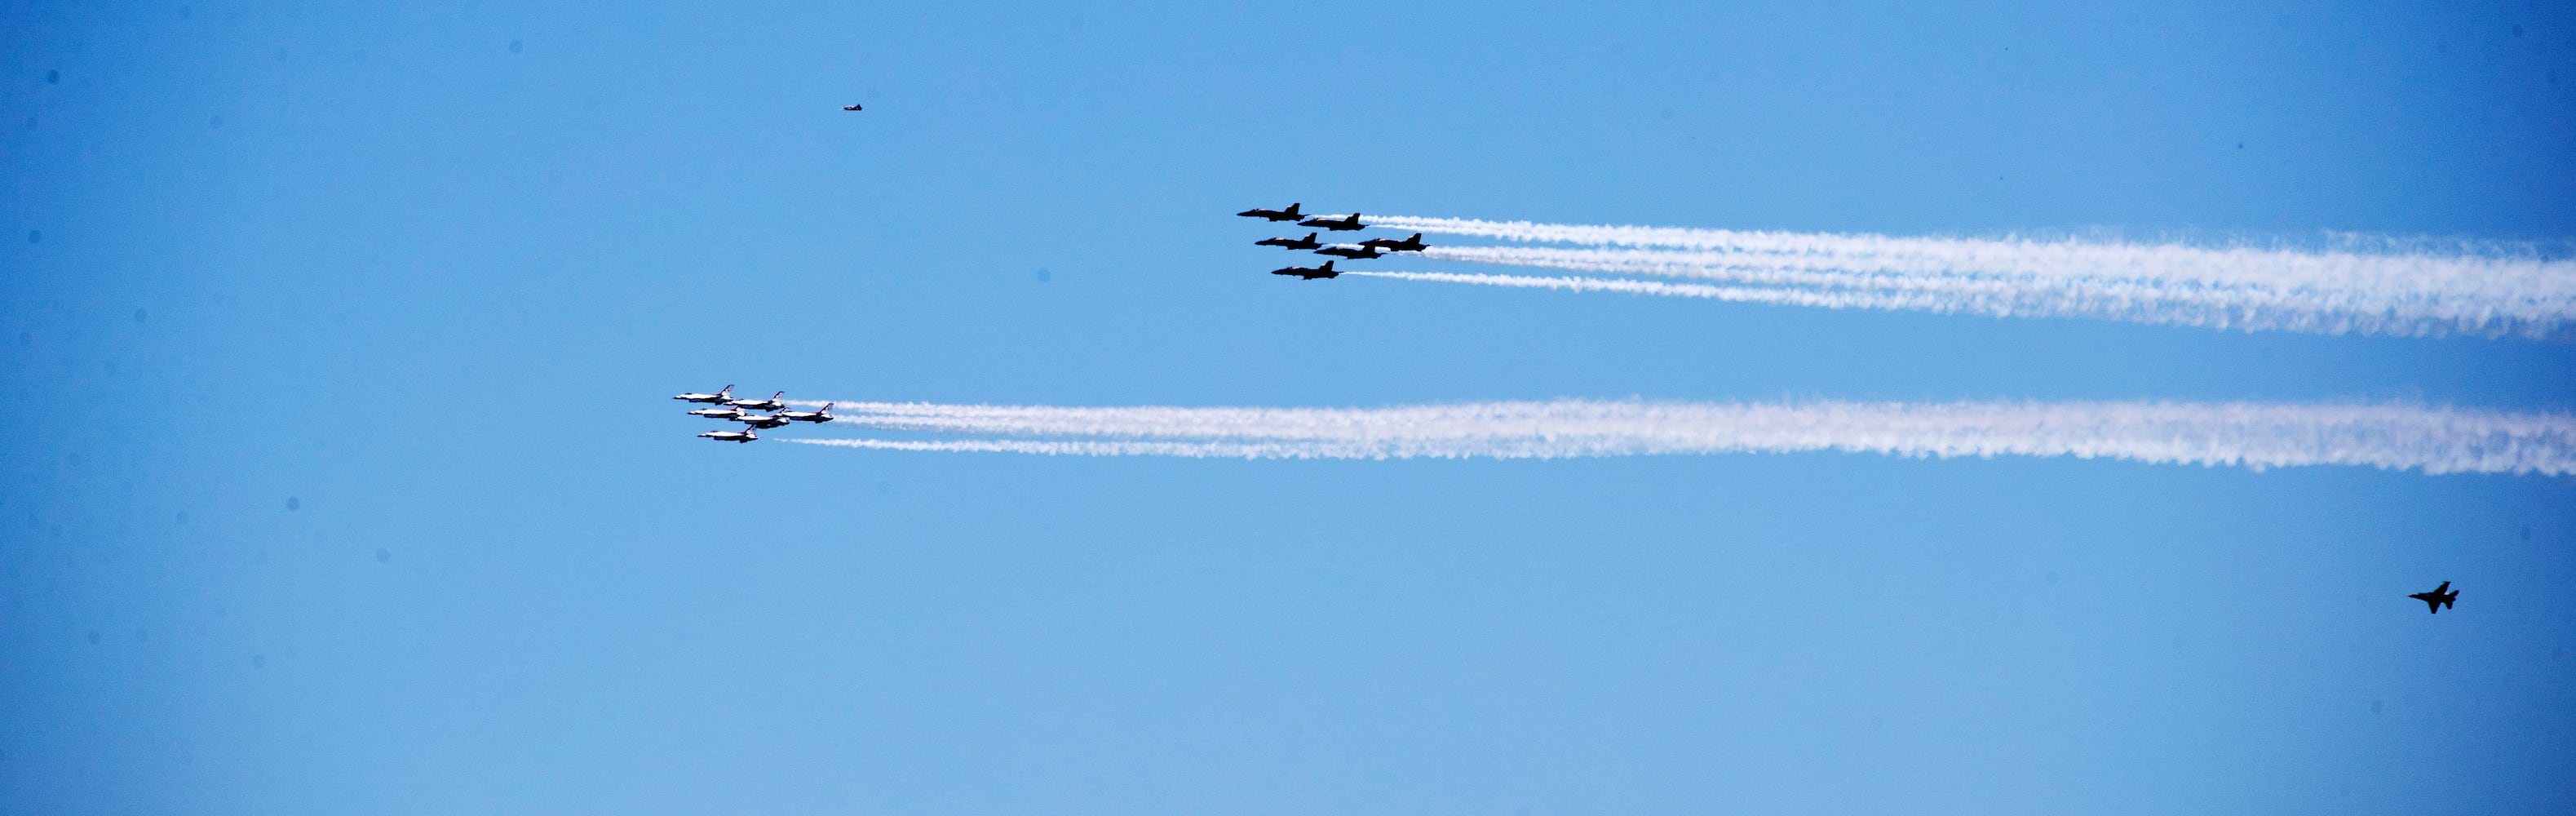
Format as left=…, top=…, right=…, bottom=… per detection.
left=1368, top=215, right=2576, bottom=339
left=779, top=397, right=2576, bottom=476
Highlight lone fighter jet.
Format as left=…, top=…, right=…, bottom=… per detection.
left=1358, top=233, right=1428, bottom=252
left=1315, top=243, right=1385, bottom=259
left=674, top=384, right=735, bottom=403
left=1271, top=259, right=1339, bottom=280
left=777, top=403, right=836, bottom=424
left=697, top=427, right=758, bottom=443
left=687, top=406, right=749, bottom=420
left=2407, top=581, right=2459, bottom=614
left=842, top=104, right=864, bottom=111
left=725, top=391, right=787, bottom=411
left=1256, top=232, right=1322, bottom=251
left=1237, top=202, right=1303, bottom=221
left=736, top=412, right=793, bottom=429
left=1297, top=211, right=1365, bottom=231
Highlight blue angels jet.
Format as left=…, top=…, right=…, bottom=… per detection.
left=1297, top=211, right=1365, bottom=231
left=1358, top=232, right=1428, bottom=252
left=1271, top=259, right=1340, bottom=280
left=1237, top=202, right=1303, bottom=222
left=1257, top=232, right=1321, bottom=251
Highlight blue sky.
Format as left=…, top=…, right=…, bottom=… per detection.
left=4, top=2, right=2574, bottom=814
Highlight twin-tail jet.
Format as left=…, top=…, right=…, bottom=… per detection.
left=725, top=391, right=787, bottom=411
left=688, top=406, right=749, bottom=420
left=674, top=384, right=735, bottom=403
left=1297, top=212, right=1365, bottom=231
left=1257, top=232, right=1322, bottom=251
left=1271, top=259, right=1340, bottom=280
left=1315, top=243, right=1386, bottom=259
left=1237, top=202, right=1303, bottom=222
left=777, top=403, right=837, bottom=423
left=2407, top=581, right=2459, bottom=614
left=1358, top=233, right=1428, bottom=252
left=697, top=427, right=758, bottom=443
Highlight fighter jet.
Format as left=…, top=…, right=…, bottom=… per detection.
left=687, top=406, right=749, bottom=420
left=1256, top=232, right=1322, bottom=251
left=725, top=391, right=786, bottom=411
left=1358, top=233, right=1428, bottom=253
left=1271, top=259, right=1339, bottom=280
left=674, top=384, right=735, bottom=403
left=1315, top=243, right=1385, bottom=259
left=735, top=412, right=793, bottom=429
left=1237, top=202, right=1303, bottom=222
left=697, top=427, right=758, bottom=443
left=1297, top=212, right=1365, bottom=231
left=777, top=403, right=836, bottom=424
left=2408, top=581, right=2459, bottom=614
left=842, top=104, right=864, bottom=111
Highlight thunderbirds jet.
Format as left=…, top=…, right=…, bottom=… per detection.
left=1315, top=243, right=1385, bottom=259
left=697, top=427, right=758, bottom=443
left=1256, top=232, right=1321, bottom=251
left=1358, top=233, right=1428, bottom=252
left=842, top=104, right=864, bottom=111
left=777, top=403, right=837, bottom=424
left=1297, top=212, right=1365, bottom=231
left=674, top=384, right=735, bottom=403
left=1237, top=202, right=1303, bottom=222
left=2407, top=581, right=2459, bottom=614
left=725, top=391, right=786, bottom=411
left=1271, top=259, right=1340, bottom=280
left=736, top=412, right=793, bottom=429
left=687, top=406, right=749, bottom=420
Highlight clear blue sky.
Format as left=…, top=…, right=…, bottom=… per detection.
left=5, top=2, right=2574, bottom=813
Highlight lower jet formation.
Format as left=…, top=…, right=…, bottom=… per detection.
left=697, top=427, right=758, bottom=443
left=1256, top=232, right=1321, bottom=251
left=1272, top=259, right=1339, bottom=280
left=2407, top=581, right=2459, bottom=614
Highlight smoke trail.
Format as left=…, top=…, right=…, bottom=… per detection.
left=1369, top=216, right=2576, bottom=339
left=781, top=398, right=2576, bottom=476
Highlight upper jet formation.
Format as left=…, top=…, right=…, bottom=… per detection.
left=1272, top=259, right=1339, bottom=280
left=1315, top=243, right=1385, bottom=259
left=1298, top=212, right=1365, bottom=231
left=2407, top=581, right=2459, bottom=614
left=1237, top=202, right=1303, bottom=222
left=674, top=384, right=735, bottom=403
left=1257, top=232, right=1321, bottom=251
left=1358, top=233, right=1428, bottom=253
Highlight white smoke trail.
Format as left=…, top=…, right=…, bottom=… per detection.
left=779, top=397, right=2576, bottom=476
left=1369, top=215, right=2576, bottom=339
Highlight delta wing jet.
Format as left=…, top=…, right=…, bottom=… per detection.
left=675, top=384, right=735, bottom=403
left=1271, top=259, right=1340, bottom=280
left=1237, top=202, right=1303, bottom=221
left=2408, top=581, right=2459, bottom=614
left=1297, top=211, right=1365, bottom=231
left=1257, top=232, right=1321, bottom=251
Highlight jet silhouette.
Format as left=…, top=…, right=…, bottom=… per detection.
left=1315, top=243, right=1385, bottom=259
left=2407, top=581, right=2459, bottom=614
left=1359, top=232, right=1428, bottom=252
left=1237, top=202, right=1302, bottom=221
left=1256, top=232, right=1321, bottom=251
left=1271, top=259, right=1339, bottom=280
left=842, top=104, right=864, bottom=111
left=1297, top=211, right=1365, bottom=231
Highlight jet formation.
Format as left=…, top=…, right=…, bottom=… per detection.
left=1237, top=202, right=1429, bottom=281
left=671, top=384, right=835, bottom=443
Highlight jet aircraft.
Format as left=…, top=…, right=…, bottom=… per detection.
left=1237, top=202, right=1303, bottom=221
left=687, top=406, right=749, bottom=420
left=1358, top=233, right=1428, bottom=252
left=697, top=427, right=758, bottom=443
left=1315, top=243, right=1385, bottom=259
left=1271, top=259, right=1340, bottom=280
left=736, top=412, right=793, bottom=429
left=1298, top=212, right=1365, bottom=231
left=1256, top=232, right=1322, bottom=251
left=2407, top=581, right=2459, bottom=614
left=725, top=391, right=787, bottom=411
left=842, top=104, right=864, bottom=111
left=777, top=403, right=837, bottom=424
left=674, top=384, right=735, bottom=403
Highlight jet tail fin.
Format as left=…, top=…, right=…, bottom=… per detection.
left=1319, top=260, right=1334, bottom=272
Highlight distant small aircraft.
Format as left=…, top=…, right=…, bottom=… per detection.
left=725, top=391, right=786, bottom=411
left=2407, top=581, right=2459, bottom=614
left=674, top=384, right=735, bottom=403
left=697, top=427, right=758, bottom=443
left=842, top=104, right=864, bottom=111
left=688, top=406, right=749, bottom=420
left=777, top=403, right=837, bottom=424
left=1315, top=243, right=1385, bottom=259
left=1237, top=202, right=1303, bottom=221
left=1298, top=211, right=1365, bottom=231
left=1256, top=232, right=1322, bottom=251
left=736, top=412, right=793, bottom=429
left=1358, top=232, right=1428, bottom=252
left=1271, top=259, right=1339, bottom=280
